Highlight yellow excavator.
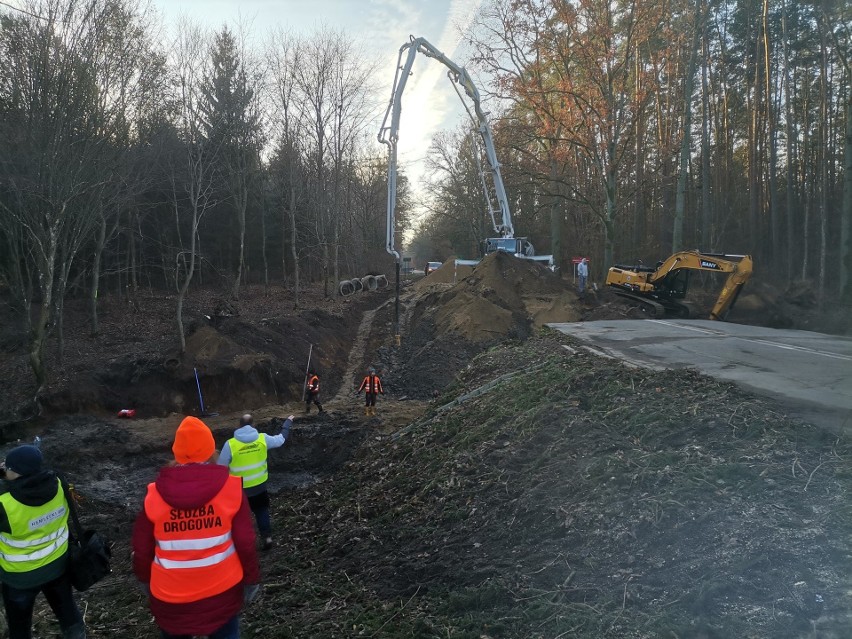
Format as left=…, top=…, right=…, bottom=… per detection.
left=605, top=250, right=753, bottom=320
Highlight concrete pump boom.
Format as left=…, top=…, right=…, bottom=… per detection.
left=378, top=35, right=514, bottom=263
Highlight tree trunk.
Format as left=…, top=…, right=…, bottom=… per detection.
left=701, top=28, right=712, bottom=248
left=89, top=214, right=107, bottom=335
left=842, top=92, right=852, bottom=299
left=763, top=0, right=780, bottom=267
left=674, top=0, right=702, bottom=252
left=231, top=190, right=248, bottom=300
left=261, top=203, right=269, bottom=295
left=604, top=142, right=617, bottom=268
left=29, top=228, right=59, bottom=392
left=781, top=0, right=797, bottom=279
left=818, top=20, right=828, bottom=307
left=549, top=155, right=563, bottom=272
left=290, top=187, right=300, bottom=308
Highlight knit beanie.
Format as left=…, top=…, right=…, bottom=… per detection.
left=172, top=416, right=215, bottom=464
left=5, top=445, right=43, bottom=477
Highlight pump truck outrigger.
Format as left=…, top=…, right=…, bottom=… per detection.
left=378, top=36, right=553, bottom=271
left=605, top=250, right=753, bottom=320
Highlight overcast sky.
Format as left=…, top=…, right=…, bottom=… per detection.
left=151, top=0, right=487, bottom=198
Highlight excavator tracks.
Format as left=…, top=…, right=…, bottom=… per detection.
left=612, top=290, right=666, bottom=317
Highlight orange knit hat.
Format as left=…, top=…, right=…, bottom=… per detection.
left=172, top=416, right=215, bottom=464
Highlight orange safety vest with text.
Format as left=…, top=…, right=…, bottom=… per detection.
left=144, top=475, right=244, bottom=603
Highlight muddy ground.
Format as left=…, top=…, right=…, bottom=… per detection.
left=0, top=255, right=850, bottom=638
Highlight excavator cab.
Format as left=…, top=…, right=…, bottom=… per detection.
left=653, top=268, right=690, bottom=299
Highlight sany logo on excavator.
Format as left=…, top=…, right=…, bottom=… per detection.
left=700, top=260, right=720, bottom=269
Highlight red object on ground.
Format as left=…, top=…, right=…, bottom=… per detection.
left=117, top=409, right=137, bottom=418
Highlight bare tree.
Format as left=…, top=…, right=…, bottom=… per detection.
left=268, top=27, right=305, bottom=306
left=170, top=20, right=221, bottom=353
left=0, top=0, right=151, bottom=396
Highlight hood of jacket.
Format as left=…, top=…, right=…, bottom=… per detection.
left=154, top=463, right=229, bottom=510
left=233, top=425, right=260, bottom=444
left=6, top=470, right=61, bottom=507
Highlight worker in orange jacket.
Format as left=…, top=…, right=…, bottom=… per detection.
left=305, top=370, right=323, bottom=414
left=357, top=367, right=384, bottom=417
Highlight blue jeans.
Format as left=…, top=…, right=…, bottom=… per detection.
left=2, top=571, right=83, bottom=639
left=160, top=615, right=239, bottom=639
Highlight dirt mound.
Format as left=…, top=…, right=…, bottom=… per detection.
left=412, top=256, right=474, bottom=288
left=431, top=251, right=580, bottom=342
left=731, top=280, right=849, bottom=333
left=375, top=252, right=583, bottom=401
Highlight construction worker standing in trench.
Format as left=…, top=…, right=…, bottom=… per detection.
left=305, top=369, right=323, bottom=414
left=358, top=367, right=384, bottom=416
left=218, top=414, right=293, bottom=551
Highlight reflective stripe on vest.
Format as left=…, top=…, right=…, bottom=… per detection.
left=0, top=478, right=69, bottom=574
left=144, top=475, right=244, bottom=604
left=228, top=437, right=269, bottom=489
left=361, top=375, right=382, bottom=393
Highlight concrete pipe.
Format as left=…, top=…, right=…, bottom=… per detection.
left=361, top=275, right=378, bottom=291
left=351, top=278, right=364, bottom=292
left=375, top=274, right=389, bottom=289
left=338, top=280, right=355, bottom=296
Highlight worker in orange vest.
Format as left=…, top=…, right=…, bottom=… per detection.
left=305, top=370, right=323, bottom=414
left=357, top=367, right=384, bottom=417
left=132, top=416, right=260, bottom=639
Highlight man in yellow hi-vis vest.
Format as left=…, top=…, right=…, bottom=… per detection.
left=218, top=414, right=294, bottom=551
left=0, top=445, right=86, bottom=639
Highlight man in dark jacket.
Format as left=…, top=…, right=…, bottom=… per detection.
left=132, top=416, right=260, bottom=639
left=0, top=445, right=86, bottom=639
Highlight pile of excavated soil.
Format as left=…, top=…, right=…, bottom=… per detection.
left=374, top=252, right=586, bottom=401
left=430, top=251, right=581, bottom=342
left=412, top=256, right=474, bottom=288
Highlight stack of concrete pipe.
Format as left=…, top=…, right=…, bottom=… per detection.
left=338, top=274, right=389, bottom=297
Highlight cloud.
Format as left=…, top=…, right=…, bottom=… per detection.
left=382, top=0, right=485, bottom=182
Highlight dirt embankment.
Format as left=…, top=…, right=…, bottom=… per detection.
left=0, top=286, right=385, bottom=428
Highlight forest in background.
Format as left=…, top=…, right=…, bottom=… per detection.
left=0, top=0, right=850, bottom=397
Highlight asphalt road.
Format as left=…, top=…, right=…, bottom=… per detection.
left=547, top=319, right=852, bottom=432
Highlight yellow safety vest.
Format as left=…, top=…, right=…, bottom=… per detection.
left=0, top=478, right=69, bottom=574
left=227, top=437, right=269, bottom=489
